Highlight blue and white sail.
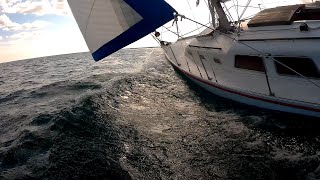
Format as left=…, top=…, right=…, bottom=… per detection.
left=67, top=0, right=176, bottom=61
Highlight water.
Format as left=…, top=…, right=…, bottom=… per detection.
left=0, top=48, right=320, bottom=180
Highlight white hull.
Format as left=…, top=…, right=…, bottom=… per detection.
left=162, top=21, right=320, bottom=118
left=166, top=56, right=320, bottom=118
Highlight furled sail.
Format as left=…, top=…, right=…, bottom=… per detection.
left=67, top=0, right=176, bottom=61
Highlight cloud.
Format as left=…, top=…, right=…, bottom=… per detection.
left=13, top=0, right=52, bottom=15
left=0, top=0, right=21, bottom=13
left=300, top=0, right=313, bottom=3
left=0, top=14, right=15, bottom=28
left=0, top=14, right=50, bottom=31
left=0, top=0, right=71, bottom=16
left=51, top=0, right=69, bottom=15
left=0, top=0, right=21, bottom=6
left=0, top=36, right=3, bottom=40
left=0, top=25, right=88, bottom=62
left=6, top=31, right=43, bottom=41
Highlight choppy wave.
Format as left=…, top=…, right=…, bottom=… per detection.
left=1, top=48, right=320, bottom=180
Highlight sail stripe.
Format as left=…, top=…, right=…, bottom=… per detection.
left=92, top=0, right=176, bottom=61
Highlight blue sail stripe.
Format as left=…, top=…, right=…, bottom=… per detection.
left=92, top=0, right=176, bottom=61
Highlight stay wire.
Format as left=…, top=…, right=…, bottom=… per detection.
left=239, top=0, right=252, bottom=22
left=181, top=22, right=211, bottom=37
left=163, top=26, right=182, bottom=38
left=222, top=2, right=234, bottom=22
left=186, top=0, right=201, bottom=34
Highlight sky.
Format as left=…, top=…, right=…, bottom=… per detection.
left=0, top=0, right=313, bottom=63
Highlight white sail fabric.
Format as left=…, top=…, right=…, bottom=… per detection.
left=67, top=0, right=176, bottom=61
left=68, top=0, right=142, bottom=54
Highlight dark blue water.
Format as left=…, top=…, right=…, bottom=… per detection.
left=0, top=48, right=320, bottom=180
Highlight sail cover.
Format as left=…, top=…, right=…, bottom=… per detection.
left=67, top=0, right=176, bottom=61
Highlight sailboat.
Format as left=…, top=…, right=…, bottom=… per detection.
left=67, top=0, right=320, bottom=118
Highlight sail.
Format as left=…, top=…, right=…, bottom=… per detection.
left=67, top=0, right=176, bottom=61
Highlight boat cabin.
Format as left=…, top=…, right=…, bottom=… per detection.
left=162, top=2, right=320, bottom=117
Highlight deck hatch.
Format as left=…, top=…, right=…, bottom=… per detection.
left=248, top=5, right=303, bottom=27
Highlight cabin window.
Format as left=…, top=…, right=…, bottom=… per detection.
left=274, top=57, right=320, bottom=78
left=235, top=55, right=265, bottom=72
left=214, top=58, right=221, bottom=64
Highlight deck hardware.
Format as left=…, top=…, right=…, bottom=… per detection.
left=300, top=23, right=309, bottom=32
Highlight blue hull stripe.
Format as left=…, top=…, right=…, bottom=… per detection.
left=92, top=0, right=176, bottom=61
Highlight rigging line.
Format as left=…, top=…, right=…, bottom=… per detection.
left=260, top=0, right=292, bottom=5
left=232, top=0, right=240, bottom=23
left=161, top=26, right=164, bottom=40
left=239, top=0, right=252, bottom=21
left=176, top=14, right=320, bottom=90
left=162, top=22, right=210, bottom=38
left=159, top=29, right=171, bottom=34
left=186, top=0, right=201, bottom=34
left=227, top=4, right=261, bottom=24
left=181, top=22, right=211, bottom=37
left=151, top=33, right=161, bottom=46
left=222, top=2, right=234, bottom=22
left=172, top=12, right=182, bottom=37
left=228, top=5, right=262, bottom=10
left=162, top=25, right=209, bottom=36
left=240, top=14, right=257, bottom=21
left=85, top=0, right=96, bottom=39
left=203, top=0, right=210, bottom=10
left=163, top=26, right=182, bottom=38
left=175, top=20, right=181, bottom=37
left=259, top=0, right=266, bottom=8
left=203, top=0, right=209, bottom=9
left=203, top=0, right=211, bottom=23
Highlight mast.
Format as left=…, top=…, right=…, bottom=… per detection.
left=209, top=0, right=232, bottom=31
left=208, top=0, right=216, bottom=28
